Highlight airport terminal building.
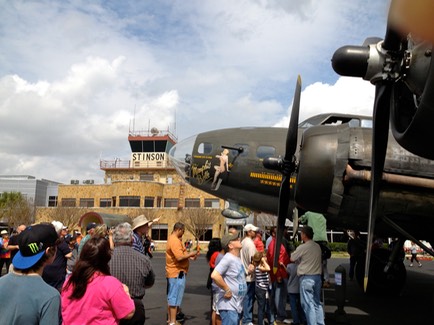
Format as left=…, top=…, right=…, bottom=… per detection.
left=35, top=128, right=228, bottom=249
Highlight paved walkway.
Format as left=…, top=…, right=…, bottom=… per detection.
left=145, top=253, right=434, bottom=325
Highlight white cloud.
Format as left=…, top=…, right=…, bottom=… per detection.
left=0, top=0, right=389, bottom=183
left=275, top=77, right=375, bottom=127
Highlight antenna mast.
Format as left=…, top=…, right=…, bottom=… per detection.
left=133, top=104, right=136, bottom=133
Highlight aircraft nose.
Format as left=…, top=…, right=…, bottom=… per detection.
left=168, top=134, right=197, bottom=183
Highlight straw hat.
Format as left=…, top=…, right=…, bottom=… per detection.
left=132, top=215, right=152, bottom=231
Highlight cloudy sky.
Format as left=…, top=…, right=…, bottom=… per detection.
left=0, top=0, right=390, bottom=184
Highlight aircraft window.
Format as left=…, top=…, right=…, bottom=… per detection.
left=256, top=146, right=276, bottom=159
left=197, top=142, right=213, bottom=154
left=361, top=119, right=373, bottom=128
left=348, top=119, right=360, bottom=127
left=299, top=121, right=314, bottom=129
left=232, top=144, right=249, bottom=156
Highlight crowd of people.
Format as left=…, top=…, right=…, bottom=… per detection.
left=0, top=215, right=157, bottom=325
left=3, top=210, right=397, bottom=325
left=207, top=214, right=330, bottom=325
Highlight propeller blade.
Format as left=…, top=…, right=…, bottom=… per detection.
left=273, top=75, right=302, bottom=273
left=286, top=75, right=302, bottom=161
left=364, top=83, right=392, bottom=292
left=364, top=2, right=402, bottom=292
left=292, top=207, right=299, bottom=240
left=273, top=175, right=291, bottom=273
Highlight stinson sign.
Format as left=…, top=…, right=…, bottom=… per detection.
left=131, top=152, right=166, bottom=161
left=130, top=152, right=168, bottom=168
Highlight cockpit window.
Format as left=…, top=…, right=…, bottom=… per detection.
left=168, top=134, right=197, bottom=183
left=256, top=146, right=275, bottom=159
left=197, top=142, right=213, bottom=154
left=232, top=144, right=249, bottom=157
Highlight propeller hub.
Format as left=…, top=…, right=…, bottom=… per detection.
left=263, top=157, right=283, bottom=171
left=332, top=45, right=370, bottom=78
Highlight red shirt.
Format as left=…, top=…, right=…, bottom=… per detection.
left=266, top=237, right=290, bottom=283
left=254, top=236, right=265, bottom=252
left=209, top=251, right=220, bottom=268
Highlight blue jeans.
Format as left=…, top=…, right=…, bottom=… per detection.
left=299, top=275, right=324, bottom=325
left=288, top=292, right=306, bottom=325
left=270, top=279, right=288, bottom=321
left=242, top=281, right=255, bottom=324
left=220, top=310, right=241, bottom=325
left=256, top=287, right=274, bottom=325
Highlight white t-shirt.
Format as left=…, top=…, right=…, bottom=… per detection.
left=214, top=253, right=247, bottom=313
left=241, top=237, right=257, bottom=282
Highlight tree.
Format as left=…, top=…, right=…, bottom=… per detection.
left=0, top=191, right=34, bottom=228
left=130, top=209, right=157, bottom=221
left=181, top=209, right=219, bottom=244
left=256, top=213, right=278, bottom=229
left=44, top=206, right=86, bottom=230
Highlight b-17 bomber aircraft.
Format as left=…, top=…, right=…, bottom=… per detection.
left=170, top=0, right=434, bottom=295
left=169, top=104, right=434, bottom=294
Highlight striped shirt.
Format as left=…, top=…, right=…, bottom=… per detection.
left=255, top=266, right=269, bottom=291
left=109, top=245, right=155, bottom=299
left=132, top=232, right=145, bottom=254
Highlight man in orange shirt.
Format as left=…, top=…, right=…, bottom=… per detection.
left=166, top=222, right=199, bottom=325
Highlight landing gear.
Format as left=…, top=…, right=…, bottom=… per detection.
left=355, top=248, right=406, bottom=295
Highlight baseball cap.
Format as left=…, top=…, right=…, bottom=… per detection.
left=221, top=232, right=239, bottom=250
left=1, top=230, right=7, bottom=235
left=244, top=224, right=259, bottom=232
left=86, top=222, right=98, bottom=232
left=12, top=224, right=58, bottom=270
left=51, top=220, right=64, bottom=234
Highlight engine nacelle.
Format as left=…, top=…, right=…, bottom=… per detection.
left=295, top=124, right=344, bottom=213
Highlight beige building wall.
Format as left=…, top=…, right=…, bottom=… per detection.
left=35, top=166, right=226, bottom=249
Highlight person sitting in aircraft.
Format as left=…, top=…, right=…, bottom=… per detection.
left=211, top=149, right=229, bottom=191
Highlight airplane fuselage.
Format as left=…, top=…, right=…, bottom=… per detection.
left=170, top=114, right=434, bottom=242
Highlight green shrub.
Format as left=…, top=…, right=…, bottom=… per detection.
left=292, top=241, right=348, bottom=252
left=329, top=242, right=348, bottom=252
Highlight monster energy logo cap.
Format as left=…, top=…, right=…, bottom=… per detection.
left=12, top=224, right=58, bottom=270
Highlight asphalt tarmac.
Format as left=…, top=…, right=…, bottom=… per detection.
left=144, top=253, right=434, bottom=325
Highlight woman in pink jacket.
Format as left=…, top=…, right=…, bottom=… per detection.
left=61, top=237, right=135, bottom=325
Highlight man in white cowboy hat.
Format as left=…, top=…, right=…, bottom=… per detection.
left=132, top=215, right=160, bottom=255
